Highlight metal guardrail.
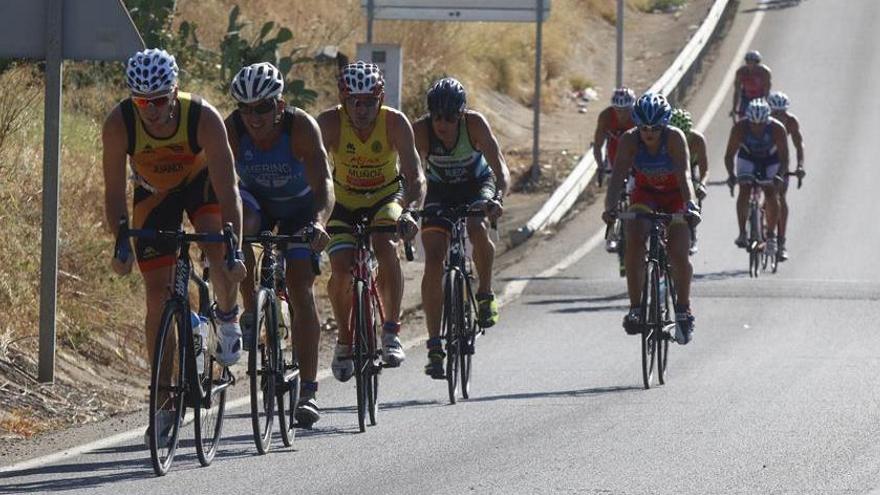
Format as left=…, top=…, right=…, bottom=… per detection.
left=511, top=0, right=734, bottom=247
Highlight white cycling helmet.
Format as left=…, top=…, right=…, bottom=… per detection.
left=611, top=87, right=636, bottom=108
left=767, top=91, right=790, bottom=111
left=231, top=62, right=284, bottom=103
left=126, top=48, right=178, bottom=94
left=338, top=61, right=384, bottom=97
left=745, top=98, right=771, bottom=124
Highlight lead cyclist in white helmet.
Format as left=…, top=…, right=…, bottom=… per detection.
left=226, top=61, right=334, bottom=426
left=767, top=91, right=805, bottom=261
left=102, top=48, right=247, bottom=447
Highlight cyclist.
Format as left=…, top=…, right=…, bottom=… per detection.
left=226, top=62, right=334, bottom=426
left=316, top=61, right=425, bottom=382
left=593, top=87, right=637, bottom=252
left=412, top=77, right=510, bottom=378
left=731, top=50, right=771, bottom=120
left=602, top=93, right=700, bottom=345
left=767, top=91, right=805, bottom=261
left=724, top=98, right=790, bottom=252
left=668, top=108, right=708, bottom=255
left=102, top=49, right=246, bottom=442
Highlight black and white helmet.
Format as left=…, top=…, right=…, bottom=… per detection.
left=611, top=87, right=636, bottom=108
left=745, top=98, right=771, bottom=124
left=125, top=48, right=178, bottom=94
left=338, top=61, right=384, bottom=96
left=767, top=91, right=790, bottom=111
left=230, top=62, right=285, bottom=103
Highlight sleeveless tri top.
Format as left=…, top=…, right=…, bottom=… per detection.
left=425, top=115, right=491, bottom=184
left=738, top=124, right=778, bottom=163
left=632, top=129, right=679, bottom=193
left=332, top=105, right=400, bottom=203
left=231, top=108, right=311, bottom=206
left=740, top=70, right=766, bottom=99
left=121, top=91, right=206, bottom=192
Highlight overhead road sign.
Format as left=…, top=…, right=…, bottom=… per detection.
left=361, top=0, right=551, bottom=22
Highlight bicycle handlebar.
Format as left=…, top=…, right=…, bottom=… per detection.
left=243, top=230, right=320, bottom=275
left=326, top=223, right=414, bottom=262
left=114, top=217, right=238, bottom=269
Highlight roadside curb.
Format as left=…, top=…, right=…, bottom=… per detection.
left=512, top=0, right=735, bottom=246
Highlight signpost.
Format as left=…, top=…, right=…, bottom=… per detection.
left=362, top=0, right=551, bottom=182
left=0, top=0, right=144, bottom=383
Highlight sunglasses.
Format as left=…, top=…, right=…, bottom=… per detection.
left=346, top=97, right=380, bottom=109
left=237, top=100, right=276, bottom=115
left=131, top=92, right=173, bottom=109
left=431, top=113, right=461, bottom=124
left=639, top=124, right=664, bottom=133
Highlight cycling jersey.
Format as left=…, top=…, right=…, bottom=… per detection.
left=121, top=92, right=206, bottom=192
left=740, top=71, right=766, bottom=99
left=231, top=108, right=312, bottom=219
left=605, top=109, right=633, bottom=166
left=332, top=105, right=401, bottom=209
left=736, top=124, right=780, bottom=185
left=425, top=114, right=491, bottom=184
left=630, top=129, right=684, bottom=214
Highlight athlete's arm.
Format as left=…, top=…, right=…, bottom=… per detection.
left=724, top=124, right=742, bottom=181
left=732, top=68, right=743, bottom=114
left=692, top=131, right=709, bottom=183
left=412, top=117, right=430, bottom=160
left=292, top=109, right=334, bottom=226
left=316, top=107, right=340, bottom=154
left=788, top=114, right=805, bottom=168
left=388, top=110, right=425, bottom=210
left=198, top=101, right=243, bottom=247
left=772, top=121, right=790, bottom=175
left=605, top=130, right=636, bottom=214
left=468, top=112, right=510, bottom=198
left=223, top=115, right=240, bottom=161
left=763, top=66, right=773, bottom=96
left=669, top=127, right=695, bottom=205
left=102, top=105, right=129, bottom=235
left=593, top=108, right=610, bottom=165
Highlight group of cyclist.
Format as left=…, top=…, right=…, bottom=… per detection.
left=596, top=50, right=806, bottom=345
left=102, top=48, right=508, bottom=437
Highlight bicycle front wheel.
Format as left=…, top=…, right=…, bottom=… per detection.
left=193, top=317, right=230, bottom=466
left=353, top=280, right=369, bottom=432
left=443, top=272, right=460, bottom=404
left=640, top=263, right=658, bottom=389
left=249, top=292, right=277, bottom=454
left=148, top=302, right=187, bottom=476
left=277, top=296, right=300, bottom=447
left=460, top=275, right=476, bottom=400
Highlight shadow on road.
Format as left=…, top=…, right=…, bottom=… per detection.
left=552, top=304, right=630, bottom=314
left=465, top=385, right=640, bottom=404
left=743, top=0, right=803, bottom=13
left=693, top=269, right=749, bottom=281
left=526, top=292, right=628, bottom=306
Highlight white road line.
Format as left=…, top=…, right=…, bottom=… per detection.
left=0, top=9, right=770, bottom=477
left=695, top=9, right=766, bottom=132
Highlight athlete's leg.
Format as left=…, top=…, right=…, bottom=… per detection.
left=286, top=258, right=319, bottom=383
left=327, top=249, right=356, bottom=345
left=667, top=223, right=692, bottom=308
left=467, top=217, right=495, bottom=295
left=737, top=182, right=752, bottom=237
left=239, top=204, right=262, bottom=315
left=372, top=232, right=403, bottom=324
left=778, top=179, right=790, bottom=239
left=624, top=219, right=649, bottom=308
left=421, top=230, right=449, bottom=341
left=762, top=183, right=779, bottom=236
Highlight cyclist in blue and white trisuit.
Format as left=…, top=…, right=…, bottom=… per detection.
left=412, top=78, right=509, bottom=378
left=724, top=98, right=789, bottom=252
left=226, top=62, right=334, bottom=427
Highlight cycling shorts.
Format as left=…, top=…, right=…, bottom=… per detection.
left=327, top=191, right=403, bottom=254
left=241, top=188, right=315, bottom=261
left=629, top=187, right=686, bottom=223
left=422, top=176, right=496, bottom=235
left=736, top=155, right=780, bottom=186
left=132, top=169, right=219, bottom=271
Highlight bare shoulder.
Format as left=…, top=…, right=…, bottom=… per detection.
left=316, top=106, right=340, bottom=130
left=292, top=106, right=320, bottom=130
left=102, top=103, right=125, bottom=137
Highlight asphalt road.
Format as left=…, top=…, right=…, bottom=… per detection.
left=3, top=1, right=880, bottom=493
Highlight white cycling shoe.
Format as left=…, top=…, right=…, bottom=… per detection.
left=381, top=332, right=405, bottom=367
left=332, top=343, right=354, bottom=382
left=214, top=320, right=242, bottom=366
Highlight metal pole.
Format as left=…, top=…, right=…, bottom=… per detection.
left=616, top=0, right=623, bottom=87
left=367, top=0, right=375, bottom=43
left=39, top=0, right=64, bottom=383
left=530, top=0, right=544, bottom=184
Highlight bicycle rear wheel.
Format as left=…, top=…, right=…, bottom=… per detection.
left=367, top=287, right=380, bottom=426
left=193, top=319, right=229, bottom=466
left=148, top=303, right=186, bottom=476
left=276, top=291, right=299, bottom=447
left=748, top=206, right=762, bottom=278
left=640, top=263, right=658, bottom=389
left=443, top=272, right=460, bottom=404
left=249, top=292, right=277, bottom=454
left=353, top=280, right=369, bottom=433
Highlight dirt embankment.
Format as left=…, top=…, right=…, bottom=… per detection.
left=0, top=0, right=714, bottom=454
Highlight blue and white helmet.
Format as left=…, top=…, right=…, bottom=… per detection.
left=632, top=92, right=672, bottom=127
left=767, top=91, right=790, bottom=111
left=125, top=48, right=178, bottom=94
left=231, top=62, right=284, bottom=103
left=745, top=98, right=771, bottom=124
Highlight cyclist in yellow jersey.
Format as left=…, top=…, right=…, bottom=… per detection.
left=317, top=61, right=425, bottom=381
left=102, top=49, right=245, bottom=446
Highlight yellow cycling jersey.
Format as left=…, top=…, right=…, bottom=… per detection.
left=332, top=105, right=400, bottom=206
left=121, top=91, right=207, bottom=192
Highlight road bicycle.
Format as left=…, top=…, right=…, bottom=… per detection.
left=327, top=216, right=412, bottom=432
left=242, top=230, right=317, bottom=453
left=114, top=218, right=235, bottom=476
